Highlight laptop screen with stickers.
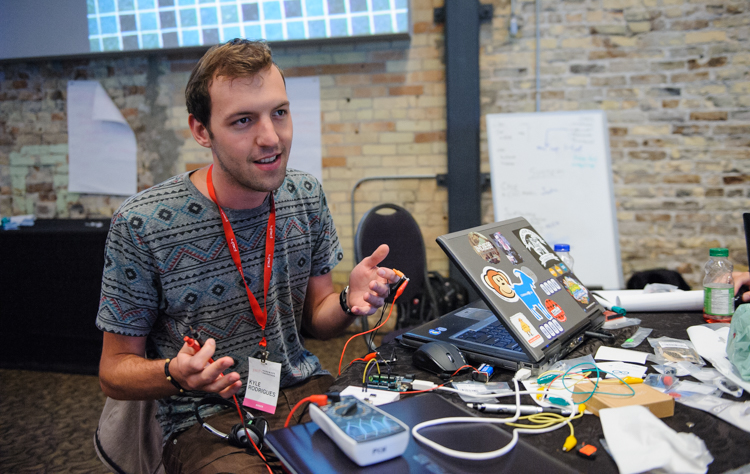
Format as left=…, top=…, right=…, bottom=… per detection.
left=438, top=217, right=602, bottom=363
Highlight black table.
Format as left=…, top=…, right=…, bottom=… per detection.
left=331, top=311, right=750, bottom=473
left=0, top=219, right=110, bottom=374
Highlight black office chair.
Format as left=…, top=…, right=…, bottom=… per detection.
left=627, top=269, right=691, bottom=291
left=354, top=203, right=438, bottom=342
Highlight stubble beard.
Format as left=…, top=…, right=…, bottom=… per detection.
left=214, top=146, right=289, bottom=196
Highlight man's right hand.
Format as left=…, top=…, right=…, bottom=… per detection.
left=734, top=271, right=750, bottom=304
left=98, top=332, right=243, bottom=400
left=168, top=338, right=243, bottom=398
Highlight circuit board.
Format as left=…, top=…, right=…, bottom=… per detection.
left=366, top=374, right=415, bottom=392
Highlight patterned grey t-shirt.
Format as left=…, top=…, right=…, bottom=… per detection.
left=96, top=169, right=344, bottom=441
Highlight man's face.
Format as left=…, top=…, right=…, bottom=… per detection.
left=202, top=66, right=292, bottom=205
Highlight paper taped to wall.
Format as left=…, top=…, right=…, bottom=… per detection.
left=67, top=81, right=137, bottom=196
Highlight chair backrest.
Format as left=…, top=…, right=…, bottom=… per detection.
left=354, top=203, right=428, bottom=304
left=627, top=269, right=691, bottom=291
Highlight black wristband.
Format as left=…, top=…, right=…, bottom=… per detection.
left=339, top=286, right=356, bottom=317
left=164, top=358, right=185, bottom=393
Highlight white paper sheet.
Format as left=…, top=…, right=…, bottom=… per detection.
left=286, top=77, right=322, bottom=183
left=595, top=361, right=648, bottom=379
left=592, top=289, right=704, bottom=312
left=67, top=81, right=137, bottom=195
left=594, top=346, right=649, bottom=364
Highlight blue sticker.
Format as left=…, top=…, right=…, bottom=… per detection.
left=429, top=329, right=441, bottom=336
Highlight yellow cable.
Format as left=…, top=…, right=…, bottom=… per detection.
left=363, top=359, right=380, bottom=384
left=505, top=411, right=583, bottom=429
left=504, top=404, right=586, bottom=452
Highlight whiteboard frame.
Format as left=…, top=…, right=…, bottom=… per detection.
left=485, top=110, right=624, bottom=290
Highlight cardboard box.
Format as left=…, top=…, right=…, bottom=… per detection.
left=572, top=380, right=674, bottom=418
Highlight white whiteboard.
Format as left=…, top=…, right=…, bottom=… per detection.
left=486, top=110, right=623, bottom=290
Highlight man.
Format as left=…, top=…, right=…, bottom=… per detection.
left=96, top=39, right=399, bottom=472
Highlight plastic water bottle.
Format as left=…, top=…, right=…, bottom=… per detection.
left=703, top=248, right=734, bottom=323
left=554, top=244, right=574, bottom=272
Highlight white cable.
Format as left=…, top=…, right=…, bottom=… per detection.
left=412, top=378, right=577, bottom=460
left=436, top=386, right=555, bottom=399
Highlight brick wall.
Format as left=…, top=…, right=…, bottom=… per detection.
left=480, top=0, right=750, bottom=288
left=1, top=0, right=748, bottom=292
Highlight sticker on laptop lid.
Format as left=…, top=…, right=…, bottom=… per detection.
left=482, top=267, right=519, bottom=302
left=513, top=227, right=560, bottom=269
left=545, top=299, right=566, bottom=322
left=510, top=313, right=544, bottom=347
left=560, top=275, right=590, bottom=306
left=511, top=268, right=556, bottom=322
left=491, top=232, right=524, bottom=265
left=540, top=319, right=564, bottom=339
left=468, top=232, right=503, bottom=264
left=540, top=278, right=562, bottom=296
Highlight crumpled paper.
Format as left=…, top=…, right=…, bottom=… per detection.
left=600, top=405, right=713, bottom=474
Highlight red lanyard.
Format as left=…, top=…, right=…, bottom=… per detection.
left=206, top=165, right=275, bottom=354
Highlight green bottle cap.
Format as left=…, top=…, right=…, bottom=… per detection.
left=709, top=248, right=728, bottom=257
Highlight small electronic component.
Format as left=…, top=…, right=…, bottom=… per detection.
left=577, top=443, right=597, bottom=459
left=366, top=374, right=415, bottom=392
left=472, top=363, right=494, bottom=383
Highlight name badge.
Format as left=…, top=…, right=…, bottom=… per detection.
left=242, top=357, right=281, bottom=414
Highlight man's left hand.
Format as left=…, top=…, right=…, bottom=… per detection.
left=347, top=244, right=402, bottom=316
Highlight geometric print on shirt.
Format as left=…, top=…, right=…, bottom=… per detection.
left=96, top=168, right=344, bottom=442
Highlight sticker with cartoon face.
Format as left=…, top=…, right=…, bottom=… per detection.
left=491, top=232, right=524, bottom=265
left=510, top=313, right=544, bottom=347
left=482, top=267, right=519, bottom=302
left=513, top=227, right=559, bottom=269
left=560, top=275, right=590, bottom=305
left=545, top=299, right=566, bottom=322
left=539, top=278, right=562, bottom=296
left=468, top=232, right=503, bottom=264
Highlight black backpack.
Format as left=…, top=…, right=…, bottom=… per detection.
left=427, top=271, right=469, bottom=318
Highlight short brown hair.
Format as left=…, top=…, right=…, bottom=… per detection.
left=185, top=39, right=284, bottom=130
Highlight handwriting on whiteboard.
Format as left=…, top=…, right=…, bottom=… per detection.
left=486, top=110, right=622, bottom=289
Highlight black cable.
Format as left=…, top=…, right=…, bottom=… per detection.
left=368, top=303, right=388, bottom=348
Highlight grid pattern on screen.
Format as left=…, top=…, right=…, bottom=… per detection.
left=87, top=0, right=409, bottom=52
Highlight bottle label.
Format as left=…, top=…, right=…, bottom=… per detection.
left=704, top=287, right=734, bottom=316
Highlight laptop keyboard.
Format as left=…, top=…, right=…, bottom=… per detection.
left=454, top=320, right=524, bottom=353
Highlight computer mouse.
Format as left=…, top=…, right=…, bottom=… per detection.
left=412, top=341, right=467, bottom=377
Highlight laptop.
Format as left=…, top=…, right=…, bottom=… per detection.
left=399, top=216, right=606, bottom=372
